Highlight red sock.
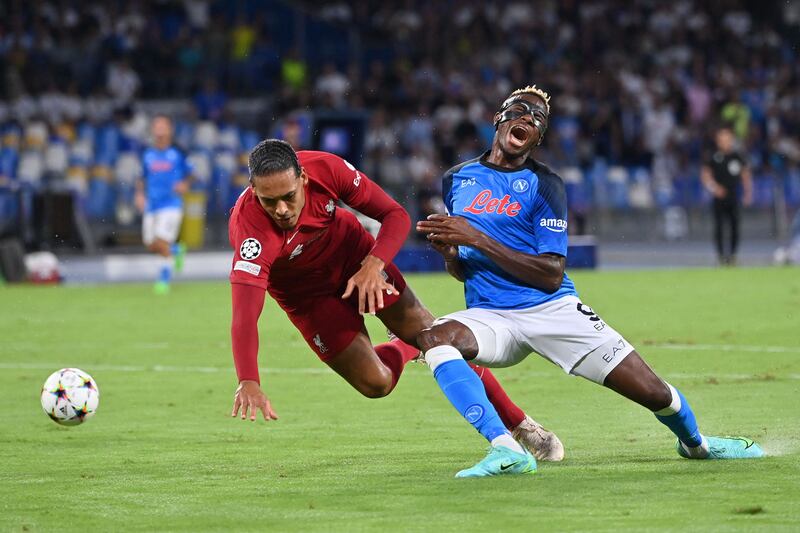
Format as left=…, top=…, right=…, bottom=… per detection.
left=374, top=338, right=420, bottom=391
left=469, top=363, right=526, bottom=430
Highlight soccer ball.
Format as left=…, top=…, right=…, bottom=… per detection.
left=40, top=368, right=100, bottom=426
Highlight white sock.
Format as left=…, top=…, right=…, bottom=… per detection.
left=491, top=433, right=526, bottom=454
left=679, top=435, right=710, bottom=458
left=424, top=345, right=462, bottom=372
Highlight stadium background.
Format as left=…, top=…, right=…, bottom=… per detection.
left=1, top=0, right=799, bottom=280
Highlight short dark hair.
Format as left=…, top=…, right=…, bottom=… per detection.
left=248, top=139, right=300, bottom=180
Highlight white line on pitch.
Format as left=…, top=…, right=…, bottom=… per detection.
left=648, top=343, right=800, bottom=354
left=0, top=362, right=798, bottom=381
left=0, top=362, right=330, bottom=375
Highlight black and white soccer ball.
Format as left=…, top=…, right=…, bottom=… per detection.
left=40, top=368, right=99, bottom=426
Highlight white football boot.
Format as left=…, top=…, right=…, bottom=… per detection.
left=512, top=415, right=565, bottom=462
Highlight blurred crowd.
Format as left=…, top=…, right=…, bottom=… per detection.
left=1, top=0, right=799, bottom=239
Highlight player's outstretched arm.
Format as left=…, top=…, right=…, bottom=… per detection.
left=230, top=283, right=278, bottom=421
left=327, top=154, right=409, bottom=314
left=417, top=214, right=564, bottom=292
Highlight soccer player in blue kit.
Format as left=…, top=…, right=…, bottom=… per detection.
left=135, top=115, right=190, bottom=294
left=414, top=86, right=764, bottom=478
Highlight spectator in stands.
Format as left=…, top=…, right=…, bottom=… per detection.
left=0, top=0, right=798, bottom=249
left=314, top=62, right=350, bottom=109
left=106, top=57, right=141, bottom=106
left=193, top=78, right=227, bottom=122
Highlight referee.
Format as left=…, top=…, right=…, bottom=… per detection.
left=701, top=126, right=753, bottom=266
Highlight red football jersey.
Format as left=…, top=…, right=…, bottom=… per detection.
left=228, top=151, right=410, bottom=305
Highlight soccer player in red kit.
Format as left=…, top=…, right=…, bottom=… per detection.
left=228, top=139, right=563, bottom=460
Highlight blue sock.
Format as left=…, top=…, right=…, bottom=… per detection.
left=654, top=383, right=703, bottom=447
left=427, top=346, right=509, bottom=443
left=159, top=263, right=172, bottom=283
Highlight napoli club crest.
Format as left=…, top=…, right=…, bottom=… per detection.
left=240, top=238, right=262, bottom=260
left=512, top=179, right=529, bottom=193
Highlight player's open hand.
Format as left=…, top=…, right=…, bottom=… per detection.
left=416, top=214, right=483, bottom=248
left=231, top=380, right=278, bottom=422
left=341, top=255, right=399, bottom=315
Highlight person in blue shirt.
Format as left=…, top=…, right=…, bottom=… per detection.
left=414, top=85, right=764, bottom=478
left=135, top=115, right=190, bottom=294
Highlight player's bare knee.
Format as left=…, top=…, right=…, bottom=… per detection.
left=415, top=325, right=451, bottom=353
left=357, top=378, right=393, bottom=399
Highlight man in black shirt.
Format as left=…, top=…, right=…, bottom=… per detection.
left=701, top=127, right=753, bottom=265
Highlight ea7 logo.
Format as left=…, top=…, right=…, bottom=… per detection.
left=460, top=177, right=476, bottom=188
left=540, top=218, right=568, bottom=232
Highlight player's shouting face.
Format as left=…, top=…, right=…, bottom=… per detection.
left=493, top=93, right=549, bottom=158
left=251, top=167, right=308, bottom=230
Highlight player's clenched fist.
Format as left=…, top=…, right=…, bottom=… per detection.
left=231, top=380, right=278, bottom=422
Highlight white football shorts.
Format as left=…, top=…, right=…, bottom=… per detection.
left=142, top=207, right=183, bottom=245
left=434, top=295, right=634, bottom=384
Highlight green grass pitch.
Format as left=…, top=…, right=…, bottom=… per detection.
left=1, top=267, right=799, bottom=532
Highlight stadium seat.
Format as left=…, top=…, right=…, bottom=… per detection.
left=114, top=152, right=142, bottom=186
left=785, top=169, right=800, bottom=207
left=212, top=151, right=237, bottom=213
left=629, top=167, right=655, bottom=208
left=0, top=147, right=19, bottom=184
left=44, top=141, right=69, bottom=176
left=240, top=130, right=260, bottom=152
left=753, top=175, right=774, bottom=208
left=218, top=126, right=242, bottom=152
left=562, top=166, right=591, bottom=213
left=86, top=165, right=116, bottom=220
left=94, top=124, right=121, bottom=166
left=193, top=122, right=219, bottom=151
left=607, top=165, right=631, bottom=209
left=17, top=150, right=45, bottom=187
left=188, top=151, right=212, bottom=187
left=174, top=121, right=195, bottom=150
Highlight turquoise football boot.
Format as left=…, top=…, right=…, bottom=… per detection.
left=173, top=243, right=187, bottom=274
left=153, top=281, right=170, bottom=295
left=677, top=436, right=765, bottom=459
left=455, top=446, right=537, bottom=478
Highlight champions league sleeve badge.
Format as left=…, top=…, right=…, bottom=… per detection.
left=240, top=238, right=262, bottom=260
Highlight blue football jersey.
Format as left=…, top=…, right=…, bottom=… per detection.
left=443, top=154, right=577, bottom=310
left=141, top=146, right=190, bottom=213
